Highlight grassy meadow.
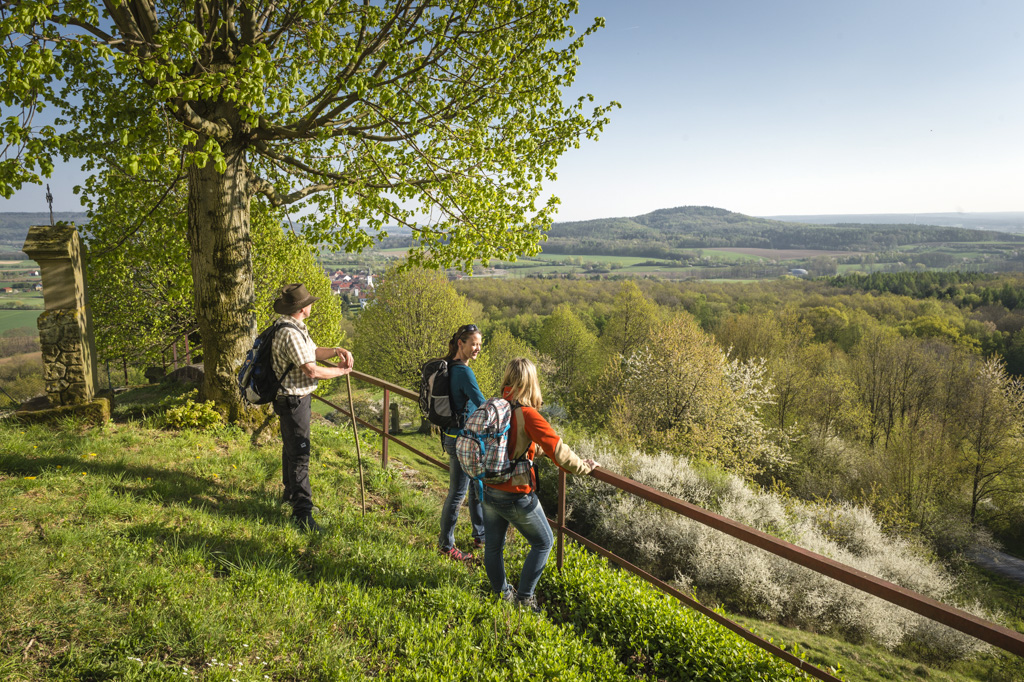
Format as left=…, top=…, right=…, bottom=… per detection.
left=0, top=309, right=42, bottom=334
left=0, top=386, right=834, bottom=681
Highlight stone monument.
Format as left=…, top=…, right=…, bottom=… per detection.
left=17, top=223, right=109, bottom=423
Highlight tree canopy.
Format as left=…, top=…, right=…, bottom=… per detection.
left=1, top=0, right=615, bottom=415
left=353, top=265, right=472, bottom=391
left=2, top=0, right=615, bottom=264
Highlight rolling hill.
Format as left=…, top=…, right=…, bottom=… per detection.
left=542, top=206, right=1024, bottom=259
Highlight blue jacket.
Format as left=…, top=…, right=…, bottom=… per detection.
left=447, top=360, right=485, bottom=435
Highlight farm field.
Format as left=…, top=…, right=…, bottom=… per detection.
left=712, top=247, right=862, bottom=260
left=493, top=253, right=692, bottom=276
left=0, top=309, right=41, bottom=333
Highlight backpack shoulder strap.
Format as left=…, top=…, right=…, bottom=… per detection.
left=269, top=319, right=302, bottom=380
left=505, top=400, right=529, bottom=461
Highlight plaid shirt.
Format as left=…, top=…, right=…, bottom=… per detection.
left=271, top=316, right=319, bottom=396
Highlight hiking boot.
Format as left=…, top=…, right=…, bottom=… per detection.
left=499, top=586, right=518, bottom=604
left=472, top=537, right=484, bottom=550
left=294, top=513, right=322, bottom=533
left=439, top=546, right=474, bottom=562
left=281, top=495, right=319, bottom=514
left=517, top=594, right=540, bottom=613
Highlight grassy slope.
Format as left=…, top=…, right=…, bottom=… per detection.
left=2, top=386, right=1020, bottom=680
left=0, top=388, right=817, bottom=682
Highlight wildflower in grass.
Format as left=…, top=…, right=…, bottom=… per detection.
left=56, top=465, right=61, bottom=468
left=23, top=476, right=36, bottom=479
left=89, top=453, right=97, bottom=457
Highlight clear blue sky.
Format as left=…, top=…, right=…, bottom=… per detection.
left=5, top=0, right=1023, bottom=221
left=551, top=0, right=1024, bottom=221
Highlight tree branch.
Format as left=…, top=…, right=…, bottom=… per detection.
left=130, top=0, right=159, bottom=43
left=172, top=101, right=233, bottom=140
left=250, top=176, right=338, bottom=207
left=102, top=0, right=146, bottom=48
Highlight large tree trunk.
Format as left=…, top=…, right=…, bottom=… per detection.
left=187, top=133, right=254, bottom=421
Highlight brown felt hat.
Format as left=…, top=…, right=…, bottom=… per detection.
left=273, top=283, right=318, bottom=314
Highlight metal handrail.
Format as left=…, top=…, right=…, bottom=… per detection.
left=314, top=368, right=1024, bottom=680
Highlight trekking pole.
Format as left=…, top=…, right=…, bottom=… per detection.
left=345, top=374, right=366, bottom=517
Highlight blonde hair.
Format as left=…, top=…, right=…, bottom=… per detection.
left=501, top=357, right=543, bottom=408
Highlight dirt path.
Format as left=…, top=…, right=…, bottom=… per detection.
left=970, top=546, right=1024, bottom=584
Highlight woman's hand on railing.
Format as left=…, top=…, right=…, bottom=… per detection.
left=584, top=458, right=600, bottom=471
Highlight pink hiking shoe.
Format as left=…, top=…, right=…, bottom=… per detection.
left=439, top=546, right=474, bottom=562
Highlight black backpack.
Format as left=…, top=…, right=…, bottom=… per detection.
left=419, top=358, right=459, bottom=429
left=237, top=320, right=299, bottom=405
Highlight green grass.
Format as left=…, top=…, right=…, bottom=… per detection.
left=0, top=309, right=41, bottom=333
left=0, top=393, right=821, bottom=681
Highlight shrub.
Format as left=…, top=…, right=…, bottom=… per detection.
left=607, top=314, right=788, bottom=478
left=567, top=441, right=993, bottom=659
left=542, top=542, right=822, bottom=681
left=160, top=389, right=224, bottom=430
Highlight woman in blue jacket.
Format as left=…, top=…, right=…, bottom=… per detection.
left=438, top=323, right=486, bottom=561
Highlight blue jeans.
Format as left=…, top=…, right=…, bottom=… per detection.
left=438, top=434, right=485, bottom=550
left=482, top=487, right=553, bottom=600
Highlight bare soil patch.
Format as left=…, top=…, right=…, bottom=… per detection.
left=714, top=247, right=862, bottom=260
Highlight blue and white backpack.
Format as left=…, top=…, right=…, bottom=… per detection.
left=237, top=320, right=298, bottom=405
left=456, top=398, right=532, bottom=486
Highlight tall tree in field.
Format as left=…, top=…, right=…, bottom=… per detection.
left=353, top=265, right=472, bottom=391
left=600, top=280, right=661, bottom=359
left=952, top=357, right=1024, bottom=525
left=0, top=1, right=616, bottom=416
left=537, top=302, right=598, bottom=413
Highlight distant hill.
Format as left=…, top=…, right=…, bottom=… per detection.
left=5, top=207, right=1024, bottom=262
left=542, top=206, right=1024, bottom=259
left=0, top=212, right=89, bottom=250
left=768, top=211, right=1024, bottom=234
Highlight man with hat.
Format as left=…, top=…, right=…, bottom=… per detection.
left=272, top=282, right=354, bottom=532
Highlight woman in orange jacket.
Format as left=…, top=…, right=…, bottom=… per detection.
left=481, top=358, right=599, bottom=610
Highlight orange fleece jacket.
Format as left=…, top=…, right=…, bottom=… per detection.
left=486, top=387, right=593, bottom=494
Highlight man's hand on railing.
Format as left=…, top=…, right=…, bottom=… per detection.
left=584, top=458, right=600, bottom=471
left=333, top=347, right=354, bottom=371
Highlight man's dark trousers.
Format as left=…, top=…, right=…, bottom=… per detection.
left=273, top=393, right=313, bottom=516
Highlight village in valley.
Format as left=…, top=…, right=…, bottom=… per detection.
left=0, top=265, right=42, bottom=296
left=326, top=268, right=374, bottom=309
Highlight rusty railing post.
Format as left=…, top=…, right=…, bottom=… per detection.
left=382, top=388, right=390, bottom=469
left=557, top=468, right=566, bottom=570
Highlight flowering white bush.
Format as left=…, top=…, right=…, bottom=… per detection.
left=568, top=440, right=993, bottom=658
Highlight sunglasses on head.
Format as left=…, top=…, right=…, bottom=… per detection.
left=454, top=324, right=479, bottom=339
